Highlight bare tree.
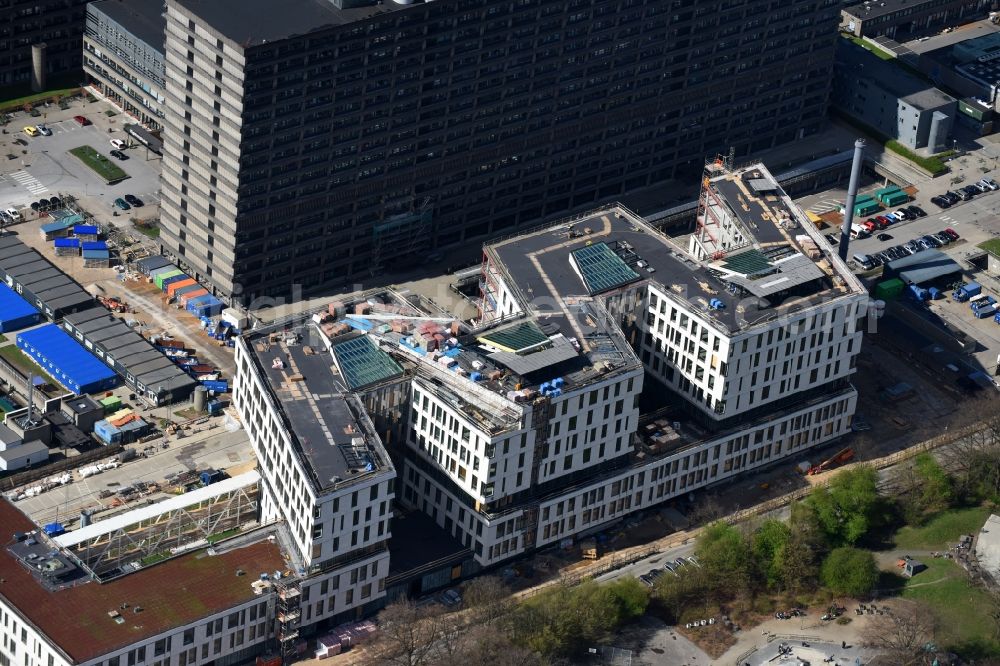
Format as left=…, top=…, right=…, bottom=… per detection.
left=862, top=600, right=937, bottom=666
left=431, top=625, right=543, bottom=666
left=369, top=599, right=448, bottom=666
left=463, top=576, right=514, bottom=628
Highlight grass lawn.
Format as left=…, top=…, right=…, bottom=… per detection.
left=133, top=221, right=160, bottom=239
left=903, top=559, right=1000, bottom=657
left=0, top=345, right=57, bottom=388
left=68, top=145, right=127, bottom=183
left=892, top=506, right=992, bottom=550
left=849, top=35, right=894, bottom=60
left=979, top=238, right=1000, bottom=257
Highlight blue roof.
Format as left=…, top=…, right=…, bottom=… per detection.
left=73, top=225, right=99, bottom=235
left=81, top=241, right=107, bottom=251
left=53, top=238, right=80, bottom=248
left=82, top=250, right=110, bottom=259
left=0, top=283, right=39, bottom=326
left=16, top=324, right=117, bottom=394
left=40, top=219, right=75, bottom=234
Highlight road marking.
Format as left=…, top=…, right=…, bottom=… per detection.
left=807, top=199, right=843, bottom=215
left=10, top=170, right=47, bottom=195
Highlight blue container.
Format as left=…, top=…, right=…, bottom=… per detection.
left=201, top=380, right=229, bottom=393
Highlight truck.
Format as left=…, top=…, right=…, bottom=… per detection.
left=975, top=304, right=998, bottom=319
left=953, top=282, right=982, bottom=302
left=850, top=223, right=869, bottom=239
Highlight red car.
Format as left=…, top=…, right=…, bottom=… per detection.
left=943, top=228, right=960, bottom=241
left=72, top=115, right=90, bottom=126
left=874, top=215, right=891, bottom=229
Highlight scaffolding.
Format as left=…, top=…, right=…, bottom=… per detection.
left=55, top=472, right=260, bottom=579
left=274, top=577, right=302, bottom=664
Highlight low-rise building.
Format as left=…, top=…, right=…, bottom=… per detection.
left=83, top=0, right=166, bottom=130
left=841, top=0, right=990, bottom=38
left=833, top=40, right=957, bottom=153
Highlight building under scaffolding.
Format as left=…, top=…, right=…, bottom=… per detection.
left=54, top=470, right=260, bottom=579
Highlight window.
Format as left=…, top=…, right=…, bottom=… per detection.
left=183, top=628, right=195, bottom=645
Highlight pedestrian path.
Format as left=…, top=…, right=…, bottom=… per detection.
left=10, top=170, right=46, bottom=195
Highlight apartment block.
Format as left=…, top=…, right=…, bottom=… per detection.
left=158, top=0, right=840, bottom=303
left=0, top=0, right=90, bottom=88
left=83, top=0, right=167, bottom=130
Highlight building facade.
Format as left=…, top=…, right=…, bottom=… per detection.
left=833, top=40, right=956, bottom=152
left=158, top=0, right=841, bottom=303
left=0, top=0, right=90, bottom=88
left=841, top=0, right=991, bottom=38
left=83, top=0, right=167, bottom=130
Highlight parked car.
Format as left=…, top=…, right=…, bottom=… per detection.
left=110, top=138, right=126, bottom=150
left=863, top=219, right=878, bottom=232
left=124, top=194, right=144, bottom=207
left=877, top=233, right=892, bottom=241
left=930, top=195, right=951, bottom=209
left=438, top=589, right=462, bottom=607
left=35, top=123, right=52, bottom=136
left=942, top=228, right=960, bottom=241
left=4, top=208, right=20, bottom=223
left=932, top=232, right=951, bottom=245
left=906, top=205, right=927, bottom=217
left=73, top=115, right=90, bottom=126
left=825, top=233, right=839, bottom=246
left=113, top=197, right=131, bottom=211
left=904, top=240, right=922, bottom=254
left=110, top=149, right=128, bottom=161
left=918, top=238, right=935, bottom=250
left=894, top=209, right=911, bottom=221
left=875, top=215, right=892, bottom=228
left=985, top=178, right=1000, bottom=191
left=22, top=126, right=38, bottom=137
left=943, top=191, right=962, bottom=204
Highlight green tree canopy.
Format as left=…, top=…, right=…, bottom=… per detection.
left=806, top=466, right=882, bottom=545
left=751, top=519, right=791, bottom=590
left=820, top=547, right=879, bottom=597
left=694, top=521, right=753, bottom=596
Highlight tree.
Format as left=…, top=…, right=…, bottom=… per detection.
left=463, top=576, right=513, bottom=628
left=820, top=547, right=879, bottom=598
left=806, top=466, right=882, bottom=545
left=776, top=506, right=824, bottom=596
left=432, top=625, right=544, bottom=666
left=938, top=416, right=1000, bottom=503
left=751, top=519, right=791, bottom=590
left=652, top=565, right=712, bottom=623
left=694, top=521, right=753, bottom=598
left=862, top=600, right=937, bottom=666
left=369, top=599, right=446, bottom=666
left=604, top=577, right=649, bottom=623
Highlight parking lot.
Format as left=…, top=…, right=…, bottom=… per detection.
left=0, top=97, right=161, bottom=230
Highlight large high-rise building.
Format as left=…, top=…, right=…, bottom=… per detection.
left=159, top=0, right=840, bottom=303
left=0, top=0, right=91, bottom=88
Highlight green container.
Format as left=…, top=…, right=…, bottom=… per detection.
left=100, top=395, right=122, bottom=414
left=874, top=278, right=904, bottom=301
left=875, top=186, right=901, bottom=198
left=854, top=193, right=876, bottom=205
left=854, top=201, right=881, bottom=217
left=154, top=269, right=183, bottom=290
left=881, top=191, right=910, bottom=206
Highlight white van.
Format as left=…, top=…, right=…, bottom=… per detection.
left=853, top=253, right=874, bottom=269
left=850, top=223, right=869, bottom=240
left=110, top=138, right=126, bottom=150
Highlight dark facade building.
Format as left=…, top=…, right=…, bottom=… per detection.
left=160, top=0, right=840, bottom=304
left=0, top=0, right=91, bottom=88
left=840, top=0, right=991, bottom=39
left=83, top=0, right=167, bottom=130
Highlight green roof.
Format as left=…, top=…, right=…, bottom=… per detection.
left=875, top=186, right=901, bottom=196
left=570, top=242, right=641, bottom=295
left=721, top=249, right=773, bottom=275
left=331, top=336, right=403, bottom=390
left=478, top=320, right=550, bottom=353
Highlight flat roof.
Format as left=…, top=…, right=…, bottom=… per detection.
left=90, top=0, right=167, bottom=53
left=173, top=0, right=405, bottom=48
left=486, top=207, right=832, bottom=335
left=0, top=439, right=48, bottom=463
left=246, top=322, right=392, bottom=491
left=844, top=0, right=937, bottom=20
left=56, top=472, right=260, bottom=548
left=0, top=499, right=285, bottom=663
left=330, top=335, right=403, bottom=390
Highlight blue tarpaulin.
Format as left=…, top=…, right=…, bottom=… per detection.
left=16, top=324, right=117, bottom=394
left=73, top=225, right=99, bottom=236
left=40, top=218, right=76, bottom=235
left=53, top=238, right=80, bottom=248
left=0, top=283, right=40, bottom=332
left=82, top=250, right=110, bottom=260
left=81, top=240, right=107, bottom=251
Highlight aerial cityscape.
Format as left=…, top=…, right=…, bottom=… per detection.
left=0, top=0, right=999, bottom=665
